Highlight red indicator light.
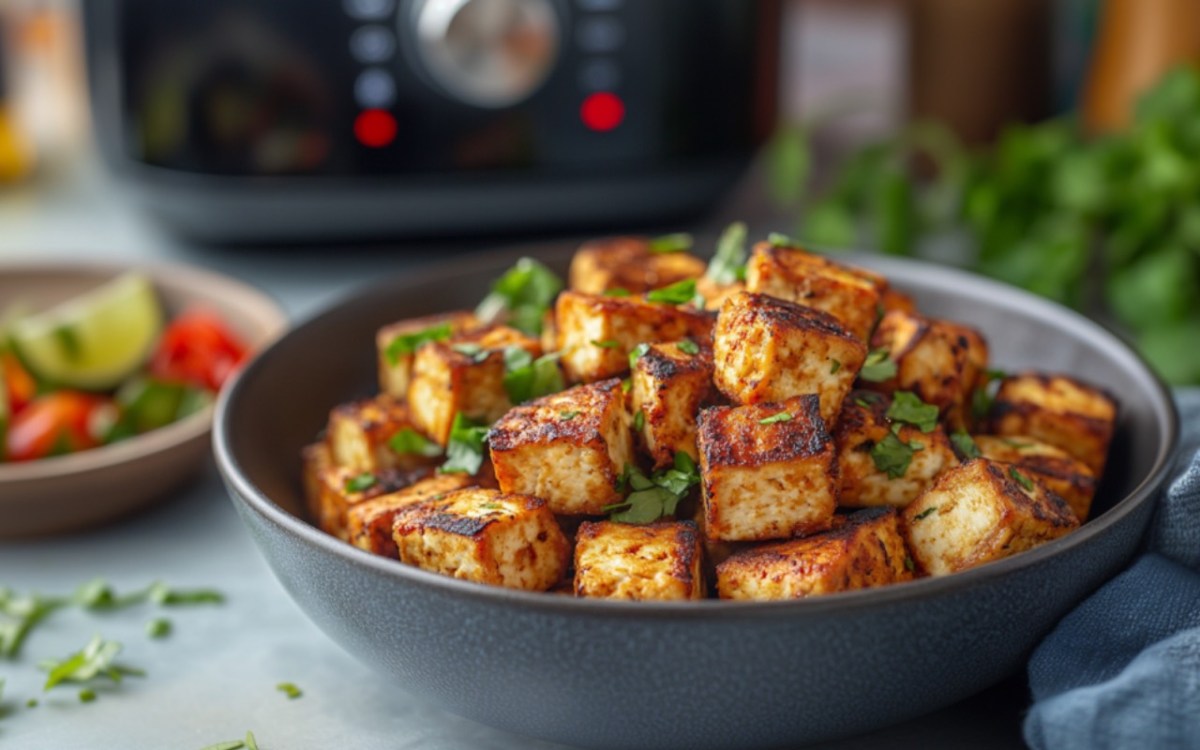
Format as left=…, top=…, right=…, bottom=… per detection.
left=581, top=92, right=625, bottom=132
left=354, top=109, right=397, bottom=148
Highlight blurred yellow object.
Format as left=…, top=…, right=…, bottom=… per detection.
left=1084, top=0, right=1200, bottom=133
left=0, top=104, right=35, bottom=182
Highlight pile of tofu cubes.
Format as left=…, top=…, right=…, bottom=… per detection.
left=302, top=235, right=1117, bottom=601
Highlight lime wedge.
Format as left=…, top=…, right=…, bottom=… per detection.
left=9, top=273, right=163, bottom=391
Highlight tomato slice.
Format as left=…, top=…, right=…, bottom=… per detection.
left=3, top=352, right=37, bottom=414
left=6, top=392, right=111, bottom=461
left=148, top=309, right=248, bottom=391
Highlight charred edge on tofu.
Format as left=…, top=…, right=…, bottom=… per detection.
left=982, top=460, right=1077, bottom=528
left=487, top=379, right=622, bottom=451
left=350, top=467, right=438, bottom=499
left=871, top=311, right=933, bottom=358
left=638, top=345, right=714, bottom=381
left=735, top=292, right=861, bottom=344
left=1014, top=455, right=1098, bottom=494
left=697, top=395, right=830, bottom=467
left=987, top=399, right=1116, bottom=441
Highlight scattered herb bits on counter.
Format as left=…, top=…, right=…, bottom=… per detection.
left=299, top=229, right=1115, bottom=600
left=0, top=274, right=248, bottom=464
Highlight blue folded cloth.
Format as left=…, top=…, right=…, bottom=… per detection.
left=1025, top=388, right=1200, bottom=750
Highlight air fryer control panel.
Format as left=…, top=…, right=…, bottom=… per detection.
left=100, top=0, right=774, bottom=177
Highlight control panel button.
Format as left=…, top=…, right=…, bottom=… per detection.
left=350, top=25, right=397, bottom=63
left=411, top=0, right=560, bottom=108
left=344, top=0, right=396, bottom=20
left=355, top=68, right=398, bottom=108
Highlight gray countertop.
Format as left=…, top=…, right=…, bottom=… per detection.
left=0, top=157, right=1027, bottom=749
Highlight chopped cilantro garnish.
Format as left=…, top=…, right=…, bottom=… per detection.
left=451, top=343, right=489, bottom=363
left=502, top=348, right=563, bottom=404
left=677, top=339, right=700, bottom=355
left=276, top=682, right=302, bottom=700
left=913, top=506, right=938, bottom=521
left=767, top=232, right=799, bottom=247
left=870, top=431, right=923, bottom=479
left=147, top=583, right=224, bottom=606
left=384, top=322, right=453, bottom=365
left=603, top=287, right=631, bottom=297
left=859, top=348, right=898, bottom=382
left=705, top=221, right=748, bottom=285
left=440, top=413, right=489, bottom=475
left=647, top=232, right=694, bottom=254
left=830, top=359, right=842, bottom=374
left=1009, top=467, right=1035, bottom=492
left=78, top=688, right=96, bottom=703
left=886, top=391, right=939, bottom=432
left=199, top=742, right=247, bottom=750
left=559, top=410, right=579, bottom=421
left=591, top=339, right=621, bottom=349
left=605, top=452, right=700, bottom=524
left=951, top=430, right=981, bottom=459
left=389, top=428, right=441, bottom=458
left=646, top=279, right=697, bottom=305
left=474, top=257, right=563, bottom=335
left=145, top=617, right=171, bottom=639
left=344, top=473, right=376, bottom=493
left=759, top=411, right=793, bottom=425
left=41, top=635, right=143, bottom=691
left=621, top=378, right=632, bottom=394
left=633, top=409, right=645, bottom=431
left=904, top=555, right=916, bottom=572
left=628, top=343, right=651, bottom=368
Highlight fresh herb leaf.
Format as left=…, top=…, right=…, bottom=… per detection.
left=647, top=233, right=693, bottom=254
left=904, top=555, right=916, bottom=572
left=440, top=413, right=488, bottom=475
left=0, top=591, right=66, bottom=658
left=633, top=410, right=645, bottom=431
left=389, top=428, right=441, bottom=458
left=451, top=343, right=489, bottom=363
left=621, top=378, right=632, bottom=394
left=344, top=473, right=376, bottom=493
left=41, top=636, right=142, bottom=691
left=886, top=391, right=939, bottom=432
left=759, top=411, right=793, bottom=425
left=606, top=452, right=700, bottom=524
left=951, top=430, right=981, bottom=459
left=591, top=339, right=621, bottom=349
left=859, top=348, right=897, bottom=382
left=870, top=431, right=922, bottom=479
left=558, top=410, right=579, bottom=421
left=768, top=232, right=799, bottom=247
left=972, top=386, right=994, bottom=421
left=245, top=732, right=260, bottom=750
left=146, top=617, right=172, bottom=639
left=986, top=368, right=1008, bottom=381
left=78, top=688, right=96, bottom=703
left=198, top=742, right=245, bottom=750
left=603, top=287, right=631, bottom=297
left=147, top=583, right=224, bottom=606
left=913, top=506, right=938, bottom=521
left=384, top=322, right=453, bottom=365
left=502, top=349, right=563, bottom=404
left=628, top=343, right=651, bottom=368
left=830, top=359, right=841, bottom=374
left=475, top=258, right=563, bottom=336
left=26, top=698, right=37, bottom=708
left=706, top=221, right=748, bottom=285
left=675, top=339, right=699, bottom=356
left=646, top=279, right=697, bottom=305
left=1009, top=467, right=1035, bottom=492
left=276, top=682, right=302, bottom=700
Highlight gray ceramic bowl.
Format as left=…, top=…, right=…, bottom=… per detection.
left=214, top=246, right=1178, bottom=750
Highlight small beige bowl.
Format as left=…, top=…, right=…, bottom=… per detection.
left=0, top=261, right=286, bottom=537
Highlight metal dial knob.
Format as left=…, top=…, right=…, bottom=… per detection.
left=411, top=0, right=560, bottom=108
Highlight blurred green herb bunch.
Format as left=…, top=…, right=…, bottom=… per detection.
left=768, top=66, right=1200, bottom=384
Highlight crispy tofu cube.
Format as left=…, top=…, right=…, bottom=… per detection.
left=573, top=521, right=705, bottom=600
left=630, top=341, right=718, bottom=469
left=407, top=325, right=542, bottom=445
left=696, top=277, right=746, bottom=311
left=902, top=458, right=1079, bottom=576
left=834, top=391, right=960, bottom=508
left=392, top=488, right=569, bottom=591
left=974, top=435, right=1097, bottom=522
left=697, top=395, right=838, bottom=542
left=712, top=291, right=866, bottom=424
left=346, top=474, right=476, bottom=557
left=555, top=291, right=714, bottom=383
left=868, top=310, right=989, bottom=430
left=488, top=379, right=634, bottom=515
left=327, top=396, right=439, bottom=473
left=716, top=508, right=913, bottom=599
left=987, top=373, right=1116, bottom=475
left=745, top=242, right=885, bottom=341
left=376, top=311, right=477, bottom=399
left=301, top=442, right=333, bottom=527
left=881, top=288, right=917, bottom=315
left=569, top=236, right=707, bottom=295
left=312, top=465, right=434, bottom=540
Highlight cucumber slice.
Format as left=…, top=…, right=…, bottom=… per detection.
left=9, top=274, right=163, bottom=391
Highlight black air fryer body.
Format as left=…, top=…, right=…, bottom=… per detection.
left=84, top=0, right=779, bottom=243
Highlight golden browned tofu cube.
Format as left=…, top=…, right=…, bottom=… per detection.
left=716, top=508, right=914, bottom=600
left=346, top=474, right=476, bottom=558
left=834, top=391, right=960, bottom=508
left=555, top=291, right=714, bottom=383
left=697, top=394, right=838, bottom=542
left=569, top=236, right=707, bottom=295
left=488, top=379, right=634, bottom=515
left=312, top=465, right=434, bottom=540
left=868, top=310, right=989, bottom=430
left=407, top=325, right=542, bottom=445
left=327, top=396, right=439, bottom=473
left=696, top=276, right=746, bottom=311
left=987, top=373, right=1116, bottom=475
left=974, top=435, right=1098, bottom=522
left=301, top=441, right=334, bottom=527
left=376, top=311, right=477, bottom=399
left=712, top=291, right=866, bottom=424
left=745, top=242, right=885, bottom=341
left=881, top=287, right=917, bottom=315
left=392, top=488, right=569, bottom=591
left=573, top=521, right=705, bottom=600
left=630, top=341, right=717, bottom=469
left=902, top=458, right=1079, bottom=576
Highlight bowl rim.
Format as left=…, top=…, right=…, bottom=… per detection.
left=214, top=244, right=1180, bottom=619
left=0, top=259, right=287, bottom=483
